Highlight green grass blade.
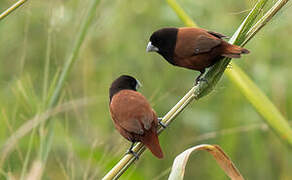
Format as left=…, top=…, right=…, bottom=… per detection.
left=39, top=0, right=101, bottom=169
left=20, top=128, right=37, bottom=180
left=226, top=65, right=292, bottom=144
left=48, top=0, right=100, bottom=109
left=42, top=27, right=53, bottom=103
left=243, top=0, right=289, bottom=46
left=166, top=0, right=198, bottom=27
left=232, top=0, right=268, bottom=45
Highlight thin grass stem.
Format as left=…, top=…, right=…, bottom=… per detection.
left=0, top=0, right=27, bottom=21
left=38, top=0, right=101, bottom=168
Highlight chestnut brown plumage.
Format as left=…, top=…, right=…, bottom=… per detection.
left=109, top=75, right=164, bottom=159
left=146, top=27, right=250, bottom=82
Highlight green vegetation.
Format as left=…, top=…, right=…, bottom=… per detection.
left=0, top=0, right=292, bottom=179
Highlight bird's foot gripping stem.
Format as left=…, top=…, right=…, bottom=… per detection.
left=125, top=142, right=139, bottom=160
left=158, top=117, right=167, bottom=129
left=194, top=69, right=209, bottom=86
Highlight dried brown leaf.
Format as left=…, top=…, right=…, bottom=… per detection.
left=168, top=144, right=244, bottom=180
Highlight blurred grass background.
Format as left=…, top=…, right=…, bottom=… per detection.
left=0, top=0, right=292, bottom=179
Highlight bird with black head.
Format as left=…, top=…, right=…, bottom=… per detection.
left=147, top=27, right=250, bottom=84
left=109, top=75, right=164, bottom=159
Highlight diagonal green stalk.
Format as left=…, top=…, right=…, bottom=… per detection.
left=0, top=0, right=27, bottom=21
left=243, top=0, right=289, bottom=46
left=102, top=0, right=292, bottom=179
left=20, top=125, right=37, bottom=180
left=47, top=1, right=99, bottom=109
left=232, top=0, right=268, bottom=45
left=226, top=65, right=292, bottom=143
left=38, top=0, right=100, bottom=167
left=166, top=0, right=198, bottom=27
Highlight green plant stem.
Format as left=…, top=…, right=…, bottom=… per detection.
left=166, top=0, right=198, bottom=27
left=20, top=126, right=37, bottom=180
left=38, top=0, right=100, bottom=167
left=243, top=0, right=289, bottom=46
left=102, top=0, right=292, bottom=179
left=0, top=0, right=27, bottom=21
left=47, top=1, right=99, bottom=109
left=226, top=64, right=292, bottom=144
left=43, top=26, right=52, bottom=102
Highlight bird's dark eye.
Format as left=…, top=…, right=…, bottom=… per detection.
left=150, top=35, right=160, bottom=46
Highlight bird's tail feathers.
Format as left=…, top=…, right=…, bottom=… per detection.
left=222, top=44, right=250, bottom=58
left=141, top=129, right=164, bottom=159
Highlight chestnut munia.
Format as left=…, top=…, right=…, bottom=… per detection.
left=147, top=27, right=250, bottom=83
left=109, top=75, right=164, bottom=159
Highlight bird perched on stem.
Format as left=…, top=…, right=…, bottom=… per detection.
left=146, top=27, right=250, bottom=84
left=109, top=75, right=164, bottom=159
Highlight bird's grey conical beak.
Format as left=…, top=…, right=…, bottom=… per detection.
left=146, top=42, right=159, bottom=52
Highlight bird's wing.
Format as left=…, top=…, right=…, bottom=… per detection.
left=110, top=90, right=155, bottom=135
left=192, top=35, right=222, bottom=55
left=175, top=28, right=222, bottom=57
left=207, top=31, right=229, bottom=39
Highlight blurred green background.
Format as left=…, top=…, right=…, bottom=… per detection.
left=0, top=0, right=292, bottom=179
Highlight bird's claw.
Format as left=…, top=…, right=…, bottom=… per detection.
left=158, top=117, right=167, bottom=129
left=194, top=70, right=208, bottom=86
left=125, top=149, right=139, bottom=160
left=195, top=77, right=209, bottom=86
left=125, top=142, right=139, bottom=160
left=195, top=77, right=208, bottom=85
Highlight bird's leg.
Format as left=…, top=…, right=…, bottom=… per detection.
left=158, top=117, right=167, bottom=129
left=125, top=142, right=139, bottom=160
left=194, top=69, right=208, bottom=85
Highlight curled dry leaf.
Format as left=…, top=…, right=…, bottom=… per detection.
left=168, top=144, right=244, bottom=180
